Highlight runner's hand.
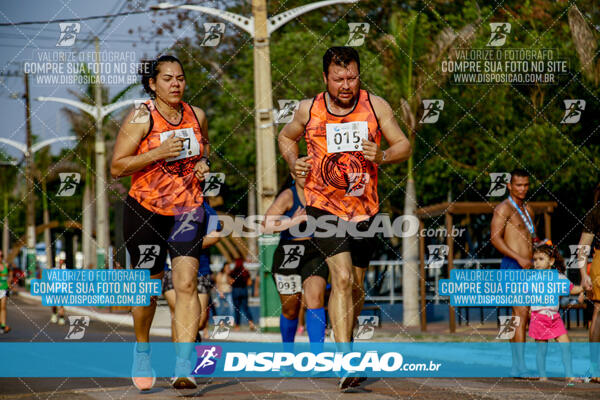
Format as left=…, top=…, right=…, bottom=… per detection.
left=194, top=159, right=210, bottom=182
left=290, top=206, right=308, bottom=225
left=517, top=256, right=532, bottom=269
left=294, top=156, right=312, bottom=178
left=362, top=139, right=383, bottom=163
left=156, top=134, right=183, bottom=160
left=581, top=274, right=593, bottom=291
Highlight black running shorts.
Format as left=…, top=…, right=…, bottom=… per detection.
left=123, top=195, right=205, bottom=276
left=271, top=239, right=328, bottom=295
left=305, top=206, right=378, bottom=268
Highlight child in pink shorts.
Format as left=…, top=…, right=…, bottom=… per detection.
left=530, top=244, right=584, bottom=384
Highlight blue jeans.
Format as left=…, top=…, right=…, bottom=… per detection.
left=500, top=256, right=522, bottom=270
left=217, top=292, right=233, bottom=317
left=232, top=287, right=254, bottom=326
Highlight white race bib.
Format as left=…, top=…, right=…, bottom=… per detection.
left=159, top=127, right=200, bottom=162
left=326, top=121, right=369, bottom=153
left=274, top=274, right=302, bottom=295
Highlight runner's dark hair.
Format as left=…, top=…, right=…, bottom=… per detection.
left=510, top=168, right=530, bottom=182
left=323, top=47, right=360, bottom=77
left=533, top=244, right=566, bottom=274
left=139, top=55, right=185, bottom=99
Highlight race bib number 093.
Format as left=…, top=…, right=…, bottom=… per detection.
left=326, top=121, right=369, bottom=153
left=274, top=274, right=301, bottom=295
left=159, top=127, right=200, bottom=162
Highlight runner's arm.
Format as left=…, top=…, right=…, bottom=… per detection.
left=577, top=232, right=594, bottom=290
left=278, top=99, right=311, bottom=172
left=110, top=106, right=183, bottom=178
left=192, top=106, right=210, bottom=158
left=191, top=106, right=210, bottom=181
left=368, top=95, right=411, bottom=165
left=262, top=189, right=294, bottom=234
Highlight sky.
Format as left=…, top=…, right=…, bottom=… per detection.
left=0, top=0, right=208, bottom=160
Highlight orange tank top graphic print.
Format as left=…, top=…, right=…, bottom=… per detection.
left=129, top=100, right=205, bottom=216
left=304, top=90, right=381, bottom=221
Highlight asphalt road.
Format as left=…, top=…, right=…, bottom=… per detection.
left=1, top=296, right=599, bottom=399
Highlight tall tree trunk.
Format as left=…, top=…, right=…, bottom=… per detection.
left=82, top=159, right=93, bottom=268
left=2, top=190, right=8, bottom=259
left=247, top=183, right=257, bottom=262
left=42, top=179, right=53, bottom=269
left=402, top=153, right=420, bottom=327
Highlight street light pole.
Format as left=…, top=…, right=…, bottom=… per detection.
left=252, top=0, right=276, bottom=215
left=94, top=37, right=109, bottom=269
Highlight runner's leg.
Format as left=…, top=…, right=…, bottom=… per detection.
left=327, top=251, right=354, bottom=343
left=171, top=256, right=200, bottom=343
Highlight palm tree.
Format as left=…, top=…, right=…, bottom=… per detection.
left=568, top=5, right=599, bottom=86
left=0, top=153, right=18, bottom=259
left=382, top=7, right=480, bottom=327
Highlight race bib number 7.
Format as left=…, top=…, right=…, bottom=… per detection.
left=274, top=274, right=301, bottom=295
left=159, top=127, right=200, bottom=162
left=326, top=121, right=369, bottom=153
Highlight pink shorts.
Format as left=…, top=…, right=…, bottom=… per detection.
left=528, top=311, right=567, bottom=340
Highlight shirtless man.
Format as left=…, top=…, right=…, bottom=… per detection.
left=490, top=169, right=536, bottom=376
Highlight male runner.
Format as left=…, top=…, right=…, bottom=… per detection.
left=490, top=168, right=536, bottom=376
left=278, top=46, right=411, bottom=389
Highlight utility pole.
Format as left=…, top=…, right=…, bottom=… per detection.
left=24, top=73, right=36, bottom=281
left=252, top=0, right=277, bottom=215
left=94, top=37, right=108, bottom=268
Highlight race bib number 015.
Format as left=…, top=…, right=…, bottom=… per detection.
left=274, top=274, right=301, bottom=295
left=159, top=127, right=200, bottom=162
left=326, top=121, right=369, bottom=153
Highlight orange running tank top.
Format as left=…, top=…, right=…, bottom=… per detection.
left=128, top=100, right=205, bottom=216
left=304, top=90, right=381, bottom=221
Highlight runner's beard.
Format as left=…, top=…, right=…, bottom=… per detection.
left=327, top=84, right=360, bottom=108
